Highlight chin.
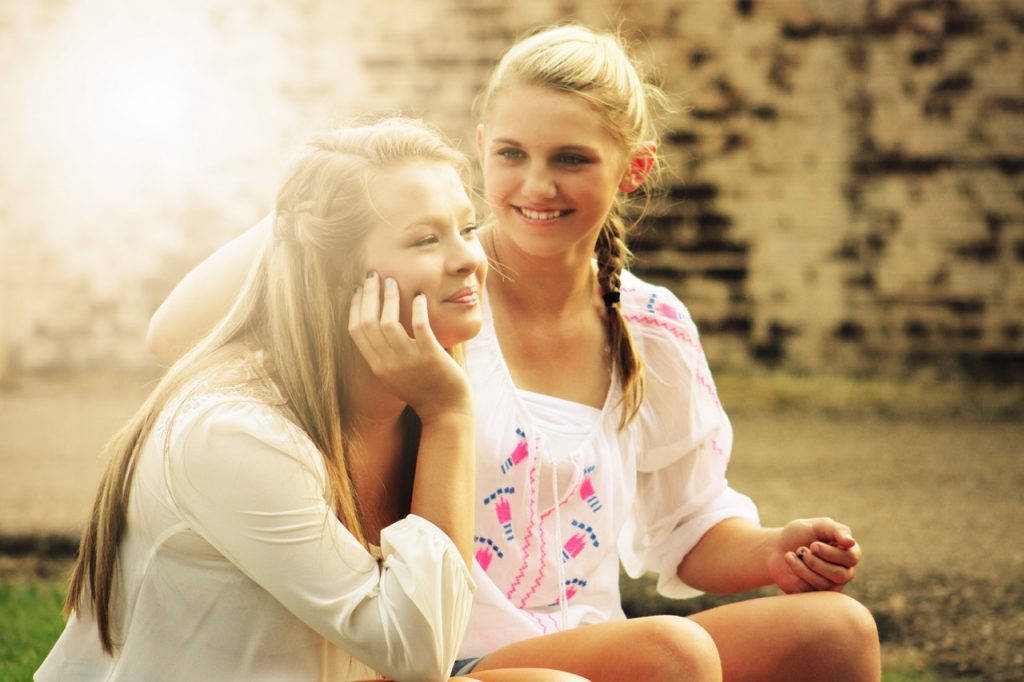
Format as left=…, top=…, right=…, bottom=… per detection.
left=434, top=318, right=483, bottom=348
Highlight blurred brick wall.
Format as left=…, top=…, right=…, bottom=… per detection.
left=2, top=0, right=1022, bottom=379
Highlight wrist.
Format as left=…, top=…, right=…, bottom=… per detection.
left=416, top=404, right=474, bottom=429
left=760, top=526, right=784, bottom=572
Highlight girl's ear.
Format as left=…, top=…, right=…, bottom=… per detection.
left=619, top=142, right=657, bottom=193
left=476, top=124, right=486, bottom=164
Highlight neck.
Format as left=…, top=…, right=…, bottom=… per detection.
left=346, top=357, right=408, bottom=437
left=484, top=226, right=599, bottom=319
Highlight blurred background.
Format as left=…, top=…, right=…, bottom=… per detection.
left=1, top=0, right=1023, bottom=378
left=1, top=0, right=1022, bottom=679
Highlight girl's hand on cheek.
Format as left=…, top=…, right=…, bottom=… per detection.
left=349, top=273, right=472, bottom=422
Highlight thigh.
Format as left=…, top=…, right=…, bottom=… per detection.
left=688, top=592, right=880, bottom=682
left=471, top=615, right=720, bottom=682
left=463, top=669, right=589, bottom=681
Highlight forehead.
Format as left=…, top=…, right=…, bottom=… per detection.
left=366, top=161, right=472, bottom=228
left=485, top=84, right=621, bottom=151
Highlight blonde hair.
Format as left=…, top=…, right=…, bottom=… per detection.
left=65, top=117, right=468, bottom=654
left=479, top=24, right=667, bottom=428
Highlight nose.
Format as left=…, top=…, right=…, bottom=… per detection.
left=522, top=160, right=557, bottom=201
left=447, top=232, right=486, bottom=276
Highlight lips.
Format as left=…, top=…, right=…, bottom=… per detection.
left=444, top=287, right=479, bottom=305
left=515, top=206, right=571, bottom=221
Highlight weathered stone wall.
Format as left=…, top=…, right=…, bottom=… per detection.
left=2, top=0, right=1021, bottom=379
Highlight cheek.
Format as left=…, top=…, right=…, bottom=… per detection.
left=483, top=163, right=513, bottom=199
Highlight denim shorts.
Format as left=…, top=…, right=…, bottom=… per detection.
left=451, top=657, right=483, bottom=676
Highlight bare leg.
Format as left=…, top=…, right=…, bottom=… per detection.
left=470, top=615, right=722, bottom=682
left=462, top=669, right=589, bottom=681
left=361, top=669, right=588, bottom=682
left=688, top=592, right=880, bottom=682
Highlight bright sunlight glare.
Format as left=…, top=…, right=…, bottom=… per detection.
left=8, top=4, right=245, bottom=212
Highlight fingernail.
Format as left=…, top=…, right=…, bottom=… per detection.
left=366, top=271, right=376, bottom=279
left=385, top=277, right=396, bottom=288
left=353, top=286, right=360, bottom=294
left=414, top=290, right=423, bottom=297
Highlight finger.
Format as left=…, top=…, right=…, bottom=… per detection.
left=800, top=545, right=857, bottom=586
left=786, top=549, right=835, bottom=591
left=812, top=518, right=856, bottom=549
left=378, top=277, right=413, bottom=348
left=348, top=284, right=362, bottom=334
left=348, top=285, right=380, bottom=365
left=360, top=271, right=382, bottom=325
left=781, top=552, right=819, bottom=593
left=352, top=272, right=388, bottom=360
left=410, top=292, right=441, bottom=349
left=809, top=539, right=861, bottom=569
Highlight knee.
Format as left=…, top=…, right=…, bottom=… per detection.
left=631, top=615, right=722, bottom=682
left=817, top=592, right=879, bottom=649
left=804, top=593, right=881, bottom=675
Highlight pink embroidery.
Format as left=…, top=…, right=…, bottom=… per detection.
left=502, top=428, right=529, bottom=474
left=561, top=520, right=601, bottom=563
left=475, top=547, right=494, bottom=571
left=655, top=302, right=683, bottom=321
left=623, top=313, right=723, bottom=412
left=547, top=578, right=588, bottom=606
left=506, top=455, right=539, bottom=600
left=579, top=465, right=602, bottom=512
left=518, top=458, right=584, bottom=608
left=561, top=533, right=586, bottom=562
left=483, top=486, right=517, bottom=541
left=496, top=497, right=514, bottom=541
left=474, top=536, right=504, bottom=571
left=570, top=519, right=600, bottom=547
left=711, top=438, right=728, bottom=461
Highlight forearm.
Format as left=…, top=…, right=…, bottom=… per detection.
left=147, top=213, right=273, bottom=365
left=410, top=412, right=476, bottom=568
left=677, top=517, right=780, bottom=594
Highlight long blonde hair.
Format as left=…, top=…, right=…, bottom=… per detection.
left=65, top=117, right=468, bottom=654
left=478, top=24, right=667, bottom=428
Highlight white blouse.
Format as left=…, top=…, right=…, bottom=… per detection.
left=37, top=358, right=474, bottom=681
left=460, top=270, right=759, bottom=658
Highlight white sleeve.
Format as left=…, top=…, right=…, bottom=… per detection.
left=165, top=400, right=474, bottom=682
left=618, top=294, right=759, bottom=600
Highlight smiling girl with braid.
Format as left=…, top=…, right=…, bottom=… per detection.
left=146, top=26, right=880, bottom=682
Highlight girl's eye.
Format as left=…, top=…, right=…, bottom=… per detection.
left=556, top=154, right=589, bottom=166
left=412, top=235, right=439, bottom=247
left=498, top=148, right=525, bottom=160
left=461, top=223, right=479, bottom=238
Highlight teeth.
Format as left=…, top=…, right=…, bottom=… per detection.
left=519, top=207, right=563, bottom=221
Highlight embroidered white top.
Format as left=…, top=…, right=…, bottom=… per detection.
left=37, top=358, right=474, bottom=682
left=460, top=270, right=759, bottom=658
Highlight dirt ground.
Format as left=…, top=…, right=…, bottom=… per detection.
left=2, top=374, right=1022, bottom=679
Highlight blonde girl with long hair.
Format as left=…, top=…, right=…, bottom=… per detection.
left=144, top=27, right=881, bottom=682
left=37, top=118, right=584, bottom=682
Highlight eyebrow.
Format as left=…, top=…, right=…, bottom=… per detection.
left=491, top=137, right=599, bottom=156
left=400, top=204, right=476, bottom=232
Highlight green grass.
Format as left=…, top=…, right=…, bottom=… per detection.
left=1, top=581, right=67, bottom=681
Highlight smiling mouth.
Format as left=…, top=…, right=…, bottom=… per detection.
left=445, top=288, right=479, bottom=305
left=515, top=206, right=571, bottom=221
